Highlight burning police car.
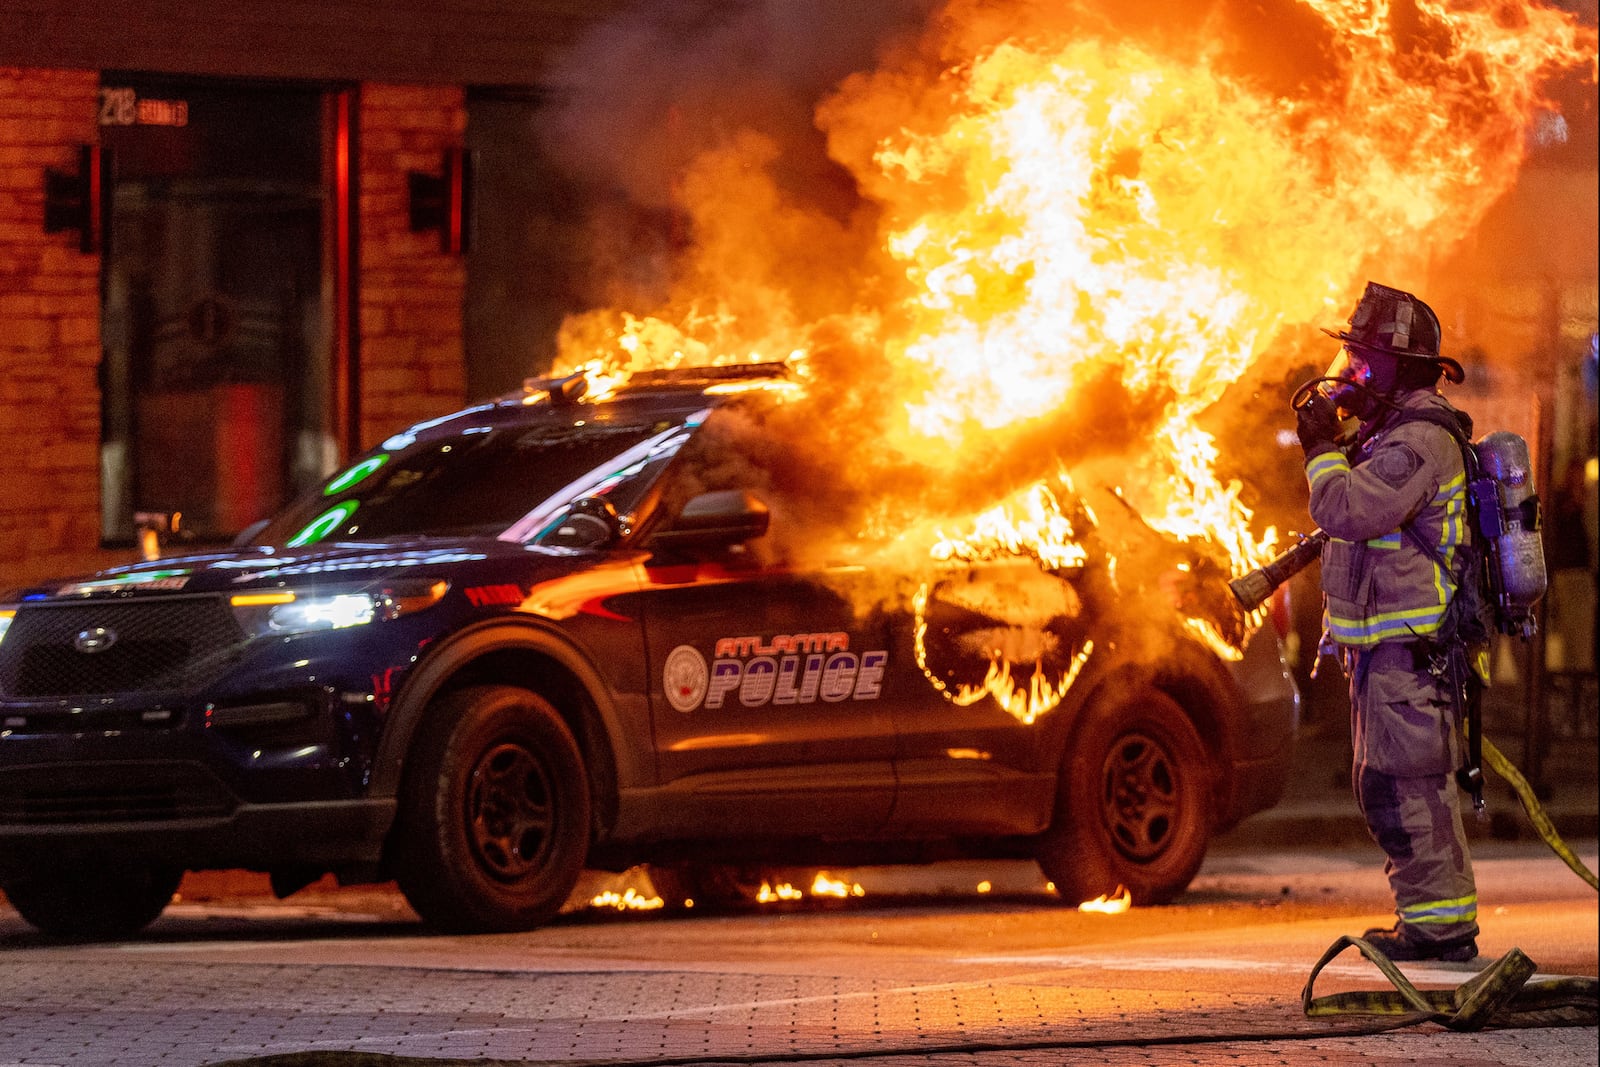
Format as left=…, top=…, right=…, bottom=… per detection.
left=0, top=364, right=1297, bottom=938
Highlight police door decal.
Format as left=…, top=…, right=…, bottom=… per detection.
left=662, top=632, right=887, bottom=712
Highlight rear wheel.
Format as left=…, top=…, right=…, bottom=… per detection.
left=1036, top=684, right=1213, bottom=905
left=1, top=862, right=181, bottom=940
left=393, top=684, right=591, bottom=933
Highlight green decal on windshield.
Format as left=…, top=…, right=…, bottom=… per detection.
left=288, top=501, right=358, bottom=547
left=323, top=455, right=388, bottom=496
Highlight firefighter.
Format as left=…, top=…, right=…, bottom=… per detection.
left=1295, top=281, right=1480, bottom=963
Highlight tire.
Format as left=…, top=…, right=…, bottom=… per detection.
left=1, top=862, right=181, bottom=940
left=1036, top=684, right=1213, bottom=906
left=392, top=684, right=591, bottom=933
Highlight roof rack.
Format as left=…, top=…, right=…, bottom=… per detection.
left=622, top=361, right=792, bottom=387
left=520, top=361, right=792, bottom=402
left=549, top=372, right=588, bottom=405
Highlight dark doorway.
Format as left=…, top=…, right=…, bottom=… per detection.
left=99, top=77, right=346, bottom=546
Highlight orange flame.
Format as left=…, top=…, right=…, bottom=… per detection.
left=589, top=887, right=666, bottom=911
left=812, top=871, right=866, bottom=899
left=1078, top=885, right=1134, bottom=914
left=550, top=0, right=1593, bottom=708
left=913, top=576, right=1096, bottom=724
left=757, top=880, right=804, bottom=903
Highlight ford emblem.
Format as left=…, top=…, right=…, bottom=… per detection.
left=74, top=626, right=118, bottom=654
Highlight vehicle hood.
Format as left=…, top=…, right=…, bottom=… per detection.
left=10, top=538, right=594, bottom=602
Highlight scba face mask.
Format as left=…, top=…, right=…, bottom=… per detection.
left=1323, top=345, right=1398, bottom=419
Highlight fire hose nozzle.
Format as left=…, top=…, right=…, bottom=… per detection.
left=1228, top=570, right=1276, bottom=613
left=1229, top=529, right=1329, bottom=612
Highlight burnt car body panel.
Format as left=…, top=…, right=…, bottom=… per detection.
left=0, top=369, right=1298, bottom=931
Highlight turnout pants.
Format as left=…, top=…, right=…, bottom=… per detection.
left=1345, top=641, right=1479, bottom=947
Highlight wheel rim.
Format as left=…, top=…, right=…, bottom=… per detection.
left=1099, top=731, right=1181, bottom=862
left=466, top=741, right=555, bottom=881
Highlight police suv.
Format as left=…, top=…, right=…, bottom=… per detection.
left=0, top=364, right=1298, bottom=938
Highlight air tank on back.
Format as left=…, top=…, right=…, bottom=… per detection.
left=1473, top=430, right=1548, bottom=637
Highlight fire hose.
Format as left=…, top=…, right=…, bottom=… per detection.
left=1299, top=751, right=1597, bottom=1030
left=1298, top=756, right=1595, bottom=1031
left=1482, top=735, right=1599, bottom=891
left=1303, top=936, right=1599, bottom=1030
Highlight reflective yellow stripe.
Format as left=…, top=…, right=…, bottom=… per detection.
left=1427, top=472, right=1468, bottom=606
left=1327, top=603, right=1448, bottom=644
left=1400, top=893, right=1478, bottom=924
left=1306, top=450, right=1348, bottom=491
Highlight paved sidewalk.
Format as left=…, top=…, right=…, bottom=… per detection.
left=2, top=863, right=1595, bottom=1067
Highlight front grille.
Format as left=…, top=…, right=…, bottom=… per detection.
left=0, top=762, right=238, bottom=824
left=0, top=597, right=246, bottom=698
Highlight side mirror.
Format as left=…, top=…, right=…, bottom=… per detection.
left=648, top=490, right=769, bottom=550
left=541, top=496, right=621, bottom=550
left=231, top=518, right=271, bottom=548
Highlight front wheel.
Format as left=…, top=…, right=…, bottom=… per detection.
left=1, top=862, right=182, bottom=940
left=392, top=684, right=591, bottom=933
left=1036, top=684, right=1213, bottom=906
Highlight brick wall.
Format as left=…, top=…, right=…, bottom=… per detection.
left=0, top=68, right=111, bottom=589
left=358, top=84, right=467, bottom=449
left=0, top=1, right=624, bottom=87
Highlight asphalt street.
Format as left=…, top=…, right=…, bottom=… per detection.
left=1, top=836, right=1594, bottom=1067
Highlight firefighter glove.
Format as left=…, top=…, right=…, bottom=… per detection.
left=1296, top=392, right=1341, bottom=457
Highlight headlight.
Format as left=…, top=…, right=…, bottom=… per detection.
left=0, top=608, right=15, bottom=647
left=230, top=581, right=448, bottom=637
left=268, top=593, right=379, bottom=631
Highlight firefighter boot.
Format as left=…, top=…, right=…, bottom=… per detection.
left=1362, top=923, right=1479, bottom=963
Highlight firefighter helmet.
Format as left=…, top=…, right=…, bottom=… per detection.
left=1322, top=281, right=1464, bottom=383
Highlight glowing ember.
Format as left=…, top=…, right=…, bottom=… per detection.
left=548, top=0, right=1593, bottom=714
left=590, top=887, right=665, bottom=911
left=757, top=881, right=804, bottom=903
left=976, top=880, right=993, bottom=894
left=1078, top=886, right=1133, bottom=914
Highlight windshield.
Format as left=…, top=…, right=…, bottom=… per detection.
left=251, top=409, right=697, bottom=547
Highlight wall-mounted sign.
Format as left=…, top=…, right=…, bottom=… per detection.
left=99, top=88, right=189, bottom=128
